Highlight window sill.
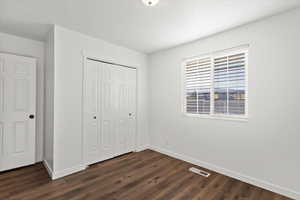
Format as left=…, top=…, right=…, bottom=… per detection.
left=183, top=113, right=248, bottom=122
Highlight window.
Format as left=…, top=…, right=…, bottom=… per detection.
left=183, top=46, right=248, bottom=119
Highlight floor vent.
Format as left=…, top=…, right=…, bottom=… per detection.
left=189, top=167, right=210, bottom=177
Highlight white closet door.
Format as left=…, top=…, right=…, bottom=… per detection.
left=84, top=59, right=136, bottom=165
left=99, top=63, right=116, bottom=160
left=0, top=53, right=36, bottom=172
left=83, top=60, right=100, bottom=165
left=127, top=68, right=137, bottom=153
left=115, top=66, right=136, bottom=156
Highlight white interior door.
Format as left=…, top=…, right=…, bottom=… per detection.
left=99, top=63, right=117, bottom=160
left=83, top=60, right=100, bottom=165
left=127, top=68, right=137, bottom=152
left=115, top=66, right=136, bottom=156
left=0, top=53, right=36, bottom=172
left=84, top=59, right=136, bottom=165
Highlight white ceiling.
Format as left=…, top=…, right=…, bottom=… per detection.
left=0, top=0, right=299, bottom=53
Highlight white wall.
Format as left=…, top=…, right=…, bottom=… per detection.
left=149, top=8, right=300, bottom=199
left=44, top=27, right=55, bottom=171
left=51, top=25, right=149, bottom=174
left=0, top=32, right=44, bottom=162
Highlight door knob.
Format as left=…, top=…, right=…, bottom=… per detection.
left=29, top=114, right=35, bottom=119
left=93, top=116, right=97, bottom=119
left=129, top=113, right=132, bottom=116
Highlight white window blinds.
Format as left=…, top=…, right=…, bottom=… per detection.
left=184, top=47, right=248, bottom=118
left=185, top=57, right=211, bottom=114
left=214, top=52, right=246, bottom=115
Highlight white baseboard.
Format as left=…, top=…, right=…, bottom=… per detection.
left=52, top=164, right=87, bottom=180
left=43, top=160, right=53, bottom=178
left=149, top=145, right=299, bottom=200
left=42, top=160, right=86, bottom=180
left=135, top=144, right=150, bottom=152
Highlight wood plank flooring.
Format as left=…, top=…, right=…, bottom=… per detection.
left=0, top=150, right=293, bottom=200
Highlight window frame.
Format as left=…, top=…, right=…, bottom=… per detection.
left=182, top=46, right=249, bottom=121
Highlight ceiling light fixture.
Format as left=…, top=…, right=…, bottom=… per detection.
left=142, top=0, right=159, bottom=7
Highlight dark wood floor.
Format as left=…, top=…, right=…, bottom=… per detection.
left=0, top=150, right=293, bottom=200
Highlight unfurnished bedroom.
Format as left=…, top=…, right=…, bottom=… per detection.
left=0, top=0, right=299, bottom=199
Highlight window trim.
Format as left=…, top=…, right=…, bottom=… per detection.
left=181, top=45, right=249, bottom=121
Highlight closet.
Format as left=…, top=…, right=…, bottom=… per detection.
left=83, top=58, right=136, bottom=165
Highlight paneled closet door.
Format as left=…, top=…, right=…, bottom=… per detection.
left=127, top=68, right=137, bottom=153
left=99, top=63, right=116, bottom=160
left=84, top=59, right=136, bottom=166
left=115, top=66, right=136, bottom=156
left=83, top=60, right=100, bottom=165
left=0, top=53, right=36, bottom=172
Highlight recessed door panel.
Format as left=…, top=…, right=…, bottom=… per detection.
left=102, top=120, right=113, bottom=150
left=14, top=122, right=28, bottom=153
left=0, top=79, right=4, bottom=112
left=85, top=61, right=98, bottom=113
left=119, top=84, right=129, bottom=113
left=15, top=79, right=29, bottom=112
left=0, top=122, right=3, bottom=158
left=118, top=120, right=125, bottom=150
left=116, top=119, right=130, bottom=155
left=87, top=79, right=97, bottom=112
left=0, top=57, right=4, bottom=73
left=103, top=83, right=112, bottom=110
left=86, top=119, right=98, bottom=153
left=15, top=62, right=29, bottom=75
